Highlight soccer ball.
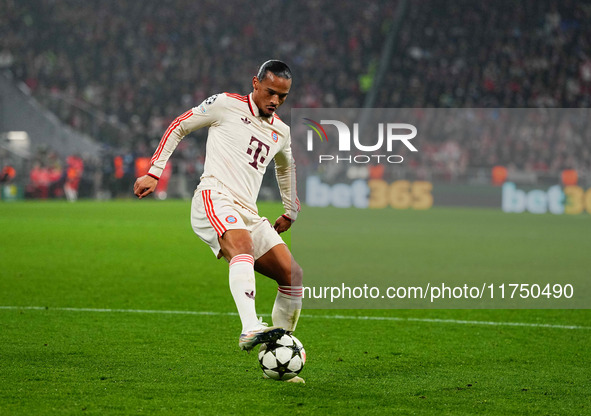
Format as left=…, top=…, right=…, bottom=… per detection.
left=258, top=334, right=306, bottom=380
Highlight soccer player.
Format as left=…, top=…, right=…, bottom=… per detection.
left=134, top=60, right=303, bottom=381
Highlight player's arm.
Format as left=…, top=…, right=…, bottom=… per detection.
left=273, top=133, right=301, bottom=233
left=134, top=95, right=222, bottom=199
left=134, top=174, right=158, bottom=199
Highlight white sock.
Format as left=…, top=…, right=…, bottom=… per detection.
left=229, top=254, right=259, bottom=333
left=272, top=285, right=302, bottom=333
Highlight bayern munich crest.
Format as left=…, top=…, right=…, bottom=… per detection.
left=225, top=215, right=237, bottom=224
left=271, top=131, right=279, bottom=143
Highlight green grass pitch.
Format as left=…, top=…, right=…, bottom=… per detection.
left=0, top=200, right=589, bottom=415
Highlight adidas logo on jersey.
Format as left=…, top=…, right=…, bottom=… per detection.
left=241, top=117, right=252, bottom=124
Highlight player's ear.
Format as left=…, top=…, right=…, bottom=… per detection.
left=252, top=76, right=259, bottom=90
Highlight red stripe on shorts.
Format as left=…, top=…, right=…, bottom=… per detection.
left=202, top=190, right=226, bottom=237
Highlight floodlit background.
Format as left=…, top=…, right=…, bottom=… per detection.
left=1, top=1, right=590, bottom=414
left=1, top=0, right=590, bottom=203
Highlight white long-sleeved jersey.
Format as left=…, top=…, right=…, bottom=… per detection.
left=148, top=92, right=300, bottom=220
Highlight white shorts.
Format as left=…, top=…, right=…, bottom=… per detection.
left=191, top=186, right=285, bottom=260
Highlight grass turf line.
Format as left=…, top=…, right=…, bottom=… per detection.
left=0, top=200, right=589, bottom=415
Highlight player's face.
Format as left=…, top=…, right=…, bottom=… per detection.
left=252, top=72, right=291, bottom=117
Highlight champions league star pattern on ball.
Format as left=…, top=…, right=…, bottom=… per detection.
left=258, top=334, right=306, bottom=381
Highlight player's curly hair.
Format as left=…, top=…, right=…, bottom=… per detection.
left=257, top=60, right=292, bottom=81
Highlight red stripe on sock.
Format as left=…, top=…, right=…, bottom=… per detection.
left=230, top=254, right=254, bottom=267
left=278, top=286, right=303, bottom=297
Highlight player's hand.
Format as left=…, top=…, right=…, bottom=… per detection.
left=273, top=215, right=292, bottom=234
left=133, top=175, right=158, bottom=199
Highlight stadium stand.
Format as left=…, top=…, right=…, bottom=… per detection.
left=1, top=0, right=589, bottom=197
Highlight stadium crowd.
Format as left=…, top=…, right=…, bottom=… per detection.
left=376, top=0, right=591, bottom=180
left=1, top=0, right=590, bottom=197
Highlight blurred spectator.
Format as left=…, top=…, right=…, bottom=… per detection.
left=1, top=0, right=590, bottom=193
left=0, top=166, right=16, bottom=183
left=64, top=154, right=84, bottom=201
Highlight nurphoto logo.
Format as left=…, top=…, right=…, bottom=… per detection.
left=302, top=118, right=418, bottom=164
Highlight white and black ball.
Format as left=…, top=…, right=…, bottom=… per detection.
left=258, top=334, right=306, bottom=381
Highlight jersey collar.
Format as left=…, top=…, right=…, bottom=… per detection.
left=247, top=93, right=275, bottom=125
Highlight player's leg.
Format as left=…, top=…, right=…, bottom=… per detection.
left=190, top=190, right=284, bottom=350
left=254, top=244, right=303, bottom=334
left=218, top=228, right=259, bottom=332
left=218, top=229, right=285, bottom=350
left=255, top=243, right=305, bottom=383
